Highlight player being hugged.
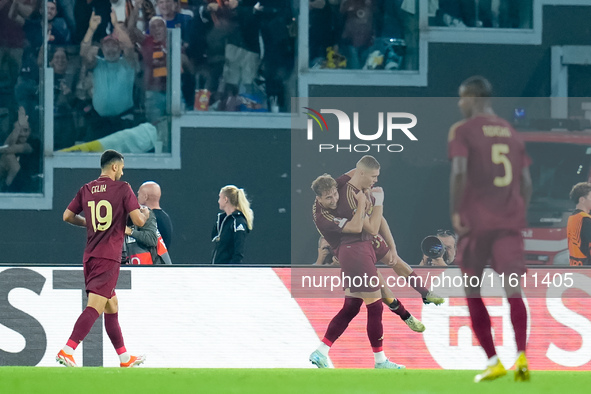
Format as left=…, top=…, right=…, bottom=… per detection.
left=309, top=172, right=406, bottom=369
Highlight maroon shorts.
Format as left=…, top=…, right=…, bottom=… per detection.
left=336, top=241, right=379, bottom=292
left=84, top=257, right=120, bottom=298
left=372, top=234, right=390, bottom=263
left=456, top=229, right=526, bottom=277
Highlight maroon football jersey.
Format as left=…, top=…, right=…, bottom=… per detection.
left=448, top=114, right=531, bottom=231
left=335, top=174, right=375, bottom=244
left=68, top=176, right=141, bottom=263
left=313, top=199, right=348, bottom=251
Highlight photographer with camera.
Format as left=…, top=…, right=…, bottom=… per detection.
left=419, top=229, right=457, bottom=266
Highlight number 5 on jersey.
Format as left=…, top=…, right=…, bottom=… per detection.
left=88, top=200, right=113, bottom=232
left=492, top=143, right=512, bottom=187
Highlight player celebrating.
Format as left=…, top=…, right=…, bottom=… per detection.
left=337, top=159, right=444, bottom=306
left=57, top=150, right=148, bottom=367
left=449, top=76, right=532, bottom=382
left=309, top=173, right=405, bottom=369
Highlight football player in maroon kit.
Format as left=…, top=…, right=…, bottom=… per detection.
left=309, top=170, right=406, bottom=369
left=57, top=150, right=148, bottom=367
left=336, top=161, right=444, bottom=306
left=449, top=76, right=532, bottom=382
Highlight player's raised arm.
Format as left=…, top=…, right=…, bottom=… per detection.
left=342, top=191, right=366, bottom=233
left=63, top=208, right=86, bottom=227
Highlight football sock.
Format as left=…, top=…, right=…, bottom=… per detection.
left=66, top=307, right=100, bottom=351
left=373, top=350, right=387, bottom=364
left=323, top=297, right=363, bottom=344
left=63, top=344, right=75, bottom=355
left=467, top=297, right=496, bottom=359
left=408, top=271, right=429, bottom=297
left=316, top=342, right=331, bottom=357
left=487, top=355, right=499, bottom=367
left=118, top=350, right=130, bottom=364
left=366, top=300, right=384, bottom=352
left=104, top=312, right=130, bottom=363
left=508, top=297, right=527, bottom=352
left=388, top=299, right=411, bottom=320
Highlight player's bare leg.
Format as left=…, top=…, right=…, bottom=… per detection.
left=389, top=255, right=444, bottom=305
left=378, top=219, right=443, bottom=304
left=378, top=272, right=425, bottom=332
left=104, top=296, right=146, bottom=368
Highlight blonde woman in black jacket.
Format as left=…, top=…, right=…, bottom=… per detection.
left=211, top=185, right=254, bottom=264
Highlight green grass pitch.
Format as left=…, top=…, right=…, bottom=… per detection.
left=1, top=368, right=590, bottom=394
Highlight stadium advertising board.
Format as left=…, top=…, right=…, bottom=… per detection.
left=0, top=267, right=590, bottom=370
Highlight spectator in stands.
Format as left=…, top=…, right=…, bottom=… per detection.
left=140, top=16, right=168, bottom=120
left=176, top=0, right=194, bottom=17
left=157, top=0, right=193, bottom=43
left=136, top=16, right=170, bottom=145
left=11, top=0, right=70, bottom=132
left=309, top=0, right=334, bottom=68
left=56, top=0, right=76, bottom=36
left=0, top=106, right=41, bottom=192
left=256, top=0, right=294, bottom=112
left=81, top=11, right=138, bottom=141
left=220, top=0, right=261, bottom=111
left=137, top=180, right=173, bottom=248
left=126, top=0, right=156, bottom=34
left=72, top=62, right=93, bottom=144
left=74, top=0, right=112, bottom=44
left=194, top=0, right=237, bottom=110
left=397, top=0, right=416, bottom=70
left=156, top=0, right=193, bottom=107
left=1, top=0, right=31, bottom=110
left=339, top=0, right=378, bottom=69
left=51, top=47, right=77, bottom=149
left=12, top=0, right=42, bottom=133
left=47, top=0, right=71, bottom=44
left=435, top=0, right=522, bottom=28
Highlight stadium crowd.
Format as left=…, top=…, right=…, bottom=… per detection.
left=0, top=0, right=297, bottom=163
left=309, top=0, right=527, bottom=71
left=0, top=0, right=530, bottom=193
